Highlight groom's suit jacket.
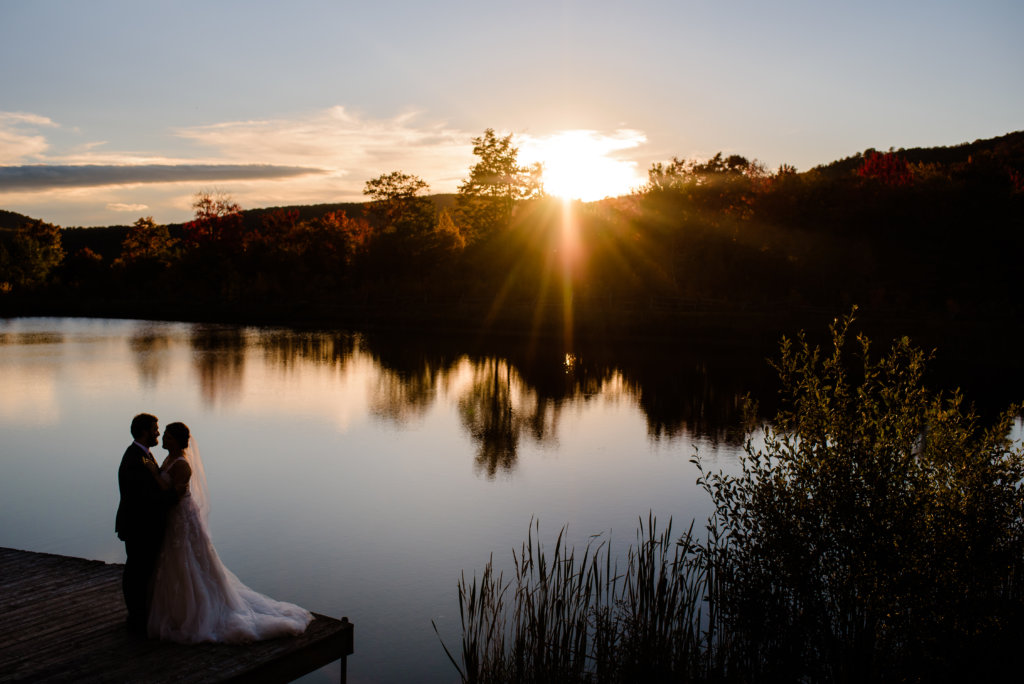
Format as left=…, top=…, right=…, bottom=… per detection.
left=115, top=443, right=177, bottom=542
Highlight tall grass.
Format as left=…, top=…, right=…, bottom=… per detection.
left=435, top=516, right=728, bottom=683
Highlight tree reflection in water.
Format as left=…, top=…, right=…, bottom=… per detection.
left=128, top=326, right=173, bottom=386
left=458, top=358, right=523, bottom=477
left=161, top=323, right=773, bottom=474
left=189, top=325, right=248, bottom=406
left=620, top=351, right=758, bottom=445
left=258, top=330, right=358, bottom=370
left=363, top=335, right=459, bottom=424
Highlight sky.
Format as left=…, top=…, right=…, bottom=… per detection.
left=0, top=0, right=1021, bottom=227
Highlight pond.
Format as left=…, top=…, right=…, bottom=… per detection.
left=1, top=316, right=1014, bottom=682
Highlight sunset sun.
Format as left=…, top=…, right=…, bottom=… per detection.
left=519, top=130, right=647, bottom=201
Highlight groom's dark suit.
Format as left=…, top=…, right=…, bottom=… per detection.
left=115, top=442, right=177, bottom=631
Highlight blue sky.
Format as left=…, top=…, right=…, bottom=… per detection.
left=1, top=0, right=1021, bottom=226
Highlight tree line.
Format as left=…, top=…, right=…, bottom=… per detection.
left=1, top=129, right=1022, bottom=334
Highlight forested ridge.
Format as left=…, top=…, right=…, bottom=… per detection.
left=2, top=130, right=1022, bottom=338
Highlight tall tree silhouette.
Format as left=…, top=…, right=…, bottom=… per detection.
left=363, top=171, right=434, bottom=238
left=457, top=128, right=543, bottom=241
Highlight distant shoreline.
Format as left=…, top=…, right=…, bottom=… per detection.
left=6, top=295, right=1024, bottom=422
left=3, top=290, right=1019, bottom=349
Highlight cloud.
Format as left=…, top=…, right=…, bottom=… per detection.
left=107, top=202, right=149, bottom=212
left=0, top=107, right=475, bottom=201
left=0, top=164, right=325, bottom=191
left=0, top=112, right=58, bottom=128
left=0, top=106, right=651, bottom=225
left=518, top=129, right=648, bottom=157
left=174, top=107, right=474, bottom=191
left=0, top=111, right=58, bottom=163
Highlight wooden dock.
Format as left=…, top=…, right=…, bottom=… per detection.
left=0, top=547, right=353, bottom=683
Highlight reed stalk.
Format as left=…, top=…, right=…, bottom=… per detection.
left=437, top=515, right=727, bottom=683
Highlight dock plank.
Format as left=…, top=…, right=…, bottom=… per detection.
left=0, top=548, right=353, bottom=683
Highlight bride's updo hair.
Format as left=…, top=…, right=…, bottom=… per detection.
left=165, top=422, right=191, bottom=449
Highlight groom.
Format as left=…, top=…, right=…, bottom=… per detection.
left=115, top=413, right=178, bottom=634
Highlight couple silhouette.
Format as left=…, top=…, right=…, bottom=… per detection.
left=115, top=413, right=312, bottom=642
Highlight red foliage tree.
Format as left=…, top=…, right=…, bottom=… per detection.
left=182, top=191, right=244, bottom=249
left=857, top=151, right=913, bottom=187
left=309, top=211, right=373, bottom=265
left=248, top=209, right=301, bottom=252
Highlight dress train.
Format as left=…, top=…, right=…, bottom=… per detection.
left=148, top=460, right=312, bottom=643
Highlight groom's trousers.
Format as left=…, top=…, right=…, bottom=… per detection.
left=122, top=536, right=162, bottom=630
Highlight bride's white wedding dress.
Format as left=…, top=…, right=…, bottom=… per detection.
left=148, top=448, right=313, bottom=643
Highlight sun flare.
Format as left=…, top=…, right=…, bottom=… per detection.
left=519, top=129, right=646, bottom=201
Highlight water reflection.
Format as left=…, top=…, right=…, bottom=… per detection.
left=364, top=336, right=456, bottom=424
left=161, top=324, right=770, bottom=477
left=259, top=331, right=358, bottom=369
left=129, top=326, right=173, bottom=385
left=619, top=352, right=756, bottom=444
left=12, top=318, right=1004, bottom=475
left=459, top=359, right=529, bottom=477
left=0, top=331, right=65, bottom=345
left=189, top=325, right=248, bottom=405
left=84, top=316, right=776, bottom=474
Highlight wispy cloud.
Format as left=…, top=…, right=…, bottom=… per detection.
left=107, top=203, right=149, bottom=212
left=0, top=107, right=475, bottom=200
left=0, top=164, right=324, bottom=190
left=0, top=111, right=58, bottom=163
left=175, top=107, right=474, bottom=188
left=519, top=129, right=649, bottom=157
left=0, top=112, right=58, bottom=127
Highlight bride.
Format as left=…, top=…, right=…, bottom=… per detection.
left=148, top=422, right=313, bottom=643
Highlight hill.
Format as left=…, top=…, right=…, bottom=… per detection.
left=813, top=130, right=1024, bottom=176
left=237, top=194, right=456, bottom=228
left=0, top=209, right=38, bottom=231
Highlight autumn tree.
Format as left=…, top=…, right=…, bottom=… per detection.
left=857, top=150, right=913, bottom=187
left=182, top=190, right=244, bottom=249
left=305, top=210, right=373, bottom=268
left=432, top=208, right=466, bottom=252
left=246, top=208, right=302, bottom=254
left=114, top=216, right=179, bottom=271
left=456, top=128, right=543, bottom=240
left=363, top=171, right=434, bottom=237
left=0, top=219, right=65, bottom=291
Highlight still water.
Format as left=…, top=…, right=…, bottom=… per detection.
left=0, top=317, right=764, bottom=682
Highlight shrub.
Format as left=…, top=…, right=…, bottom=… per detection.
left=699, top=310, right=1024, bottom=680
